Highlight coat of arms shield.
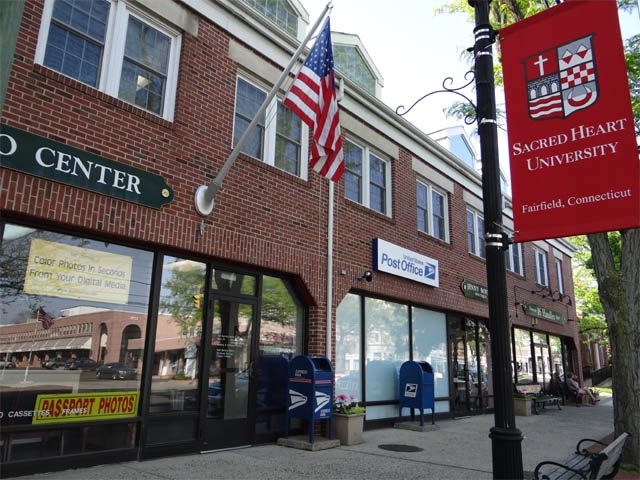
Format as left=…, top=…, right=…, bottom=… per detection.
left=522, top=34, right=598, bottom=120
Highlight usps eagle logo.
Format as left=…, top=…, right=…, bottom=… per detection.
left=523, top=34, right=598, bottom=120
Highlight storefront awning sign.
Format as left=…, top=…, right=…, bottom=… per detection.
left=522, top=300, right=564, bottom=324
left=500, top=0, right=639, bottom=242
left=0, top=124, right=174, bottom=209
left=373, top=238, right=439, bottom=287
left=460, top=280, right=488, bottom=302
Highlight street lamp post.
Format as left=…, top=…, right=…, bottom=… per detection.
left=469, top=0, right=524, bottom=478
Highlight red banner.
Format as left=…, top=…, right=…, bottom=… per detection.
left=501, top=0, right=639, bottom=243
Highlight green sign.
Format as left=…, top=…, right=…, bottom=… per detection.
left=0, top=124, right=173, bottom=208
left=522, top=301, right=564, bottom=324
left=460, top=280, right=488, bottom=302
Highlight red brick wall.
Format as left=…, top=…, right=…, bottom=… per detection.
left=1, top=0, right=581, bottom=364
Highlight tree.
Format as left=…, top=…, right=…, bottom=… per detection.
left=438, top=0, right=640, bottom=466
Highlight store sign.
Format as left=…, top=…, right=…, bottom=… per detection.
left=31, top=391, right=139, bottom=424
left=23, top=238, right=133, bottom=304
left=0, top=124, right=174, bottom=208
left=501, top=0, right=639, bottom=242
left=372, top=238, right=439, bottom=287
left=522, top=301, right=564, bottom=324
left=460, top=280, right=488, bottom=302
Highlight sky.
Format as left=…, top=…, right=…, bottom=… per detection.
left=299, top=0, right=640, bottom=187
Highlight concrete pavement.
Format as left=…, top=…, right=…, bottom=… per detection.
left=23, top=393, right=615, bottom=479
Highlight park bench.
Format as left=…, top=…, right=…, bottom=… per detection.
left=533, top=432, right=631, bottom=480
left=532, top=392, right=561, bottom=415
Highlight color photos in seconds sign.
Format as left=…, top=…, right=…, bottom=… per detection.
left=500, top=0, right=639, bottom=243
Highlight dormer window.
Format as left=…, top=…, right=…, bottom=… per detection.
left=449, top=134, right=475, bottom=169
left=243, top=0, right=298, bottom=37
left=333, top=45, right=375, bottom=95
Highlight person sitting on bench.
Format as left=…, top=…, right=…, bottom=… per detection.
left=567, top=372, right=596, bottom=405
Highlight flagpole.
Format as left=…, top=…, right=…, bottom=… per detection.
left=326, top=181, right=334, bottom=359
left=194, top=2, right=334, bottom=216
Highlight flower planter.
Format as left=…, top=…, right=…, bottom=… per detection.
left=334, top=413, right=365, bottom=445
left=513, top=396, right=533, bottom=416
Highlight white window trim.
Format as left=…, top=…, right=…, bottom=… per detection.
left=533, top=246, right=549, bottom=286
left=467, top=208, right=485, bottom=259
left=233, top=75, right=309, bottom=180
left=34, top=0, right=181, bottom=122
left=506, top=236, right=523, bottom=276
left=417, top=179, right=449, bottom=243
left=345, top=137, right=392, bottom=217
left=556, top=259, right=564, bottom=294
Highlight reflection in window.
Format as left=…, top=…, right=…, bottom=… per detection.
left=513, top=328, right=533, bottom=384
left=412, top=307, right=448, bottom=398
left=335, top=294, right=362, bottom=400
left=149, top=257, right=206, bottom=414
left=365, top=298, right=408, bottom=419
left=549, top=336, right=564, bottom=377
left=255, top=276, right=303, bottom=436
left=0, top=224, right=152, bottom=441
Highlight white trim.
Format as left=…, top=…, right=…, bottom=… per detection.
left=463, top=190, right=484, bottom=212
left=533, top=240, right=549, bottom=252
left=341, top=111, right=398, bottom=159
left=412, top=158, right=454, bottom=194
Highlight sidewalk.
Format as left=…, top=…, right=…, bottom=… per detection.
left=24, top=394, right=621, bottom=480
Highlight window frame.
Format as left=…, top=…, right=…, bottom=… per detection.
left=233, top=75, right=309, bottom=180
left=343, top=137, right=392, bottom=217
left=466, top=208, right=485, bottom=259
left=555, top=258, right=564, bottom=294
left=505, top=233, right=523, bottom=276
left=533, top=247, right=549, bottom=287
left=416, top=179, right=449, bottom=243
left=34, top=0, right=181, bottom=121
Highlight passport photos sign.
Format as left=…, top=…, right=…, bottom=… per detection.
left=501, top=0, right=639, bottom=242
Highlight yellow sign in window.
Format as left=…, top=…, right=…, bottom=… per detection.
left=32, top=391, right=140, bottom=424
left=23, top=239, right=133, bottom=305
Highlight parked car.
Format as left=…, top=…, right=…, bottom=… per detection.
left=0, top=359, right=16, bottom=369
left=66, top=358, right=98, bottom=371
left=96, top=362, right=137, bottom=380
left=42, top=357, right=70, bottom=369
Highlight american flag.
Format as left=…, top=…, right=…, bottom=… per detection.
left=37, top=307, right=54, bottom=329
left=284, top=19, right=344, bottom=182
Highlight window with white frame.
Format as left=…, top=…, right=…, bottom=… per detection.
left=505, top=233, right=523, bottom=275
left=35, top=0, right=181, bottom=121
left=233, top=77, right=308, bottom=178
left=417, top=180, right=448, bottom=242
left=344, top=138, right=391, bottom=216
left=467, top=208, right=485, bottom=258
left=533, top=247, right=549, bottom=286
left=555, top=258, right=564, bottom=294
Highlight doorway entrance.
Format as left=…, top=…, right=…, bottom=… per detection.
left=203, top=296, right=258, bottom=450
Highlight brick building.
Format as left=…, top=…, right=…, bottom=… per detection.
left=0, top=0, right=582, bottom=475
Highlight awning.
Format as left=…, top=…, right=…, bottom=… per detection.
left=0, top=343, right=17, bottom=353
left=1, top=337, right=93, bottom=352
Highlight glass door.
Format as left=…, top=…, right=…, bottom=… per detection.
left=448, top=317, right=470, bottom=417
left=534, top=343, right=551, bottom=392
left=203, top=297, right=258, bottom=450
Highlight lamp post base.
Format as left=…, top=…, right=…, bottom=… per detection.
left=489, top=426, right=524, bottom=479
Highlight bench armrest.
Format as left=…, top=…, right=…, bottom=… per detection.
left=575, top=438, right=607, bottom=456
left=534, top=461, right=589, bottom=480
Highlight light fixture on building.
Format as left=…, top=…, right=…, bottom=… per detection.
left=357, top=270, right=373, bottom=282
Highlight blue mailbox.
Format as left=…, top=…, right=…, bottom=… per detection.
left=284, top=355, right=334, bottom=443
left=398, top=360, right=435, bottom=426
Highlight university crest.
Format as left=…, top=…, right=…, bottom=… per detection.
left=522, top=34, right=598, bottom=120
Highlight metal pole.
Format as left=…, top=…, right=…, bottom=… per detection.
left=194, top=2, right=333, bottom=216
left=469, top=0, right=523, bottom=478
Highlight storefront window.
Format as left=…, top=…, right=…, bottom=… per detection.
left=549, top=336, right=564, bottom=377
left=0, top=224, right=152, bottom=459
left=255, top=276, right=303, bottom=436
left=513, top=328, right=533, bottom=384
left=365, top=298, right=408, bottom=420
left=335, top=293, right=362, bottom=400
left=412, top=307, right=448, bottom=398
left=148, top=256, right=205, bottom=414
left=477, top=323, right=493, bottom=409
